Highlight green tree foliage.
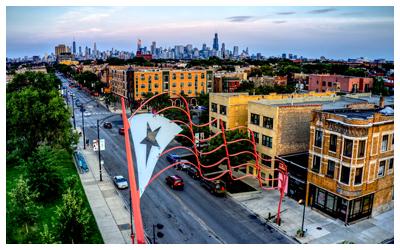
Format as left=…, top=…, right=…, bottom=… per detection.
left=6, top=74, right=79, bottom=158
left=6, top=71, right=61, bottom=94
left=201, top=130, right=254, bottom=168
left=343, top=68, right=366, bottom=77
left=40, top=224, right=62, bottom=244
left=196, top=93, right=210, bottom=124
left=330, top=64, right=349, bottom=75
left=163, top=108, right=189, bottom=124
left=74, top=71, right=99, bottom=89
left=55, top=189, right=91, bottom=244
left=175, top=124, right=210, bottom=147
left=260, top=65, right=274, bottom=76
left=235, top=81, right=255, bottom=92
left=7, top=176, right=42, bottom=233
left=248, top=67, right=263, bottom=77
left=17, top=145, right=64, bottom=201
left=371, top=77, right=390, bottom=96
left=54, top=64, right=75, bottom=77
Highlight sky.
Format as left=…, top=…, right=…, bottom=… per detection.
left=5, top=2, right=396, bottom=60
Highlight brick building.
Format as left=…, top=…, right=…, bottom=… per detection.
left=308, top=74, right=373, bottom=93
left=306, top=103, right=394, bottom=224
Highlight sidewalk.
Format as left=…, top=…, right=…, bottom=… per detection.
left=223, top=165, right=394, bottom=244
left=75, top=126, right=135, bottom=244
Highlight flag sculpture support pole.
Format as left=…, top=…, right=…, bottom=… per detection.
left=121, top=98, right=146, bottom=244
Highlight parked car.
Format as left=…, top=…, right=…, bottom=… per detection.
left=186, top=166, right=201, bottom=179
left=104, top=122, right=112, bottom=129
left=200, top=179, right=227, bottom=196
left=113, top=175, right=129, bottom=189
left=177, top=159, right=191, bottom=170
left=118, top=128, right=125, bottom=135
left=84, top=111, right=90, bottom=117
left=166, top=154, right=180, bottom=164
left=165, top=175, right=184, bottom=189
left=76, top=102, right=81, bottom=107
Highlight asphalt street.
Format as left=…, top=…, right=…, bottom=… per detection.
left=59, top=73, right=293, bottom=244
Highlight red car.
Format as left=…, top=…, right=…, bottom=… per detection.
left=118, top=128, right=125, bottom=135
left=165, top=175, right=184, bottom=189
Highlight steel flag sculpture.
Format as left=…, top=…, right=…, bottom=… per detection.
left=121, top=92, right=287, bottom=244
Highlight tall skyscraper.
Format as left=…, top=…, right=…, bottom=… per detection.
left=137, top=39, right=142, bottom=51
left=202, top=44, right=207, bottom=50
left=79, top=46, right=81, bottom=54
left=233, top=46, right=239, bottom=57
left=151, top=41, right=156, bottom=55
left=73, top=37, right=76, bottom=54
left=94, top=43, right=97, bottom=55
left=282, top=53, right=287, bottom=59
left=221, top=43, right=225, bottom=57
left=213, top=33, right=219, bottom=51
left=85, top=46, right=88, bottom=56
left=55, top=44, right=68, bottom=56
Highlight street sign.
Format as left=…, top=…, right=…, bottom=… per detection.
left=195, top=133, right=200, bottom=147
left=100, top=139, right=105, bottom=151
left=93, top=140, right=99, bottom=151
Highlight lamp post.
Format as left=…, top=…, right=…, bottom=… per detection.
left=72, top=95, right=76, bottom=130
left=299, top=199, right=306, bottom=237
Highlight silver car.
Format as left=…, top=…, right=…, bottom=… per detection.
left=113, top=175, right=129, bottom=189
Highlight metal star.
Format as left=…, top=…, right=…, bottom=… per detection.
left=140, top=123, right=161, bottom=164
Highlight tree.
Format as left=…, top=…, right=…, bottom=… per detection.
left=343, top=68, right=366, bottom=77
left=40, top=224, right=62, bottom=244
left=235, top=81, right=255, bottom=93
left=7, top=176, right=42, bottom=233
left=201, top=130, right=254, bottom=170
left=260, top=65, right=274, bottom=76
left=196, top=93, right=210, bottom=124
left=55, top=189, right=91, bottom=244
left=7, top=71, right=61, bottom=94
left=175, top=124, right=210, bottom=147
left=17, top=145, right=64, bottom=201
left=371, top=77, right=390, bottom=96
left=6, top=85, right=79, bottom=158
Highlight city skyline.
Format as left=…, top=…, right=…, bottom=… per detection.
left=6, top=4, right=395, bottom=60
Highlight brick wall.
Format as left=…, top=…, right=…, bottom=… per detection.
left=346, top=102, right=375, bottom=109
left=276, top=104, right=322, bottom=155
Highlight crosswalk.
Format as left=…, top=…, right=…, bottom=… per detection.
left=72, top=111, right=113, bottom=116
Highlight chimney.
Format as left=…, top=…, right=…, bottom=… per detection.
left=379, top=96, right=385, bottom=108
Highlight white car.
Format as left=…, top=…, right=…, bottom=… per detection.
left=84, top=111, right=90, bottom=117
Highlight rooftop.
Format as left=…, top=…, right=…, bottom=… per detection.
left=322, top=107, right=394, bottom=120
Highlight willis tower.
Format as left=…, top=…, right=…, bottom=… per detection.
left=213, top=33, right=219, bottom=51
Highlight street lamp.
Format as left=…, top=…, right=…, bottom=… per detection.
left=298, top=199, right=307, bottom=237
left=152, top=223, right=164, bottom=244
left=81, top=99, right=96, bottom=149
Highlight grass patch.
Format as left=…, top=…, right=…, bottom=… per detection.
left=6, top=150, right=103, bottom=244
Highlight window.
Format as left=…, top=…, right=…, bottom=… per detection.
left=141, top=84, right=145, bottom=89
left=382, top=135, right=388, bottom=152
left=201, top=73, right=205, bottom=79
left=358, top=140, right=366, bottom=157
left=344, top=139, right=353, bottom=157
left=263, top=117, right=273, bottom=129
left=141, top=92, right=145, bottom=97
left=222, top=121, right=226, bottom=129
left=188, top=82, right=192, bottom=87
left=172, top=83, right=176, bottom=88
left=262, top=135, right=272, bottom=148
left=154, top=91, right=159, bottom=95
left=180, top=73, right=184, bottom=80
left=188, top=90, right=192, bottom=94
left=261, top=154, right=271, bottom=167
left=188, top=73, right=192, bottom=80
left=389, top=158, right=393, bottom=170
left=329, top=134, right=337, bottom=152
left=201, top=82, right=205, bottom=86
left=322, top=81, right=326, bottom=86
left=315, top=130, right=322, bottom=148
left=340, top=166, right=350, bottom=185
left=249, top=167, right=253, bottom=174
left=180, top=82, right=184, bottom=88
left=354, top=168, right=363, bottom=185
left=327, top=160, right=335, bottom=178
left=251, top=113, right=260, bottom=126
left=163, top=75, right=168, bottom=82
left=328, top=82, right=332, bottom=87
left=261, top=172, right=266, bottom=180
left=220, top=105, right=226, bottom=115
left=172, top=73, right=176, bottom=80
left=165, top=83, right=169, bottom=89
left=312, top=155, right=321, bottom=173
left=316, top=81, right=319, bottom=85
left=365, top=84, right=370, bottom=92
left=154, top=74, right=159, bottom=80
left=254, top=132, right=259, bottom=144
left=148, top=83, right=152, bottom=91
left=148, top=76, right=152, bottom=83
left=141, top=74, right=145, bottom=81
left=211, top=117, right=217, bottom=127
left=135, top=76, right=138, bottom=83
left=378, top=161, right=386, bottom=177
left=180, top=90, right=184, bottom=95
left=211, top=103, right=217, bottom=112
left=155, top=83, right=159, bottom=88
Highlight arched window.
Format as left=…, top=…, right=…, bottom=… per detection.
left=172, top=73, right=176, bottom=80
left=188, top=73, right=192, bottom=80
left=154, top=74, right=159, bottom=80
left=201, top=73, right=205, bottom=79
left=141, top=74, right=145, bottom=81
left=148, top=76, right=152, bottom=82
left=180, top=73, right=184, bottom=79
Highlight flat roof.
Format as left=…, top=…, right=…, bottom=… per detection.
left=278, top=152, right=309, bottom=168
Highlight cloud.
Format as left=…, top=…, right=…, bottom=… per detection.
left=275, top=12, right=295, bottom=15
left=308, top=8, right=338, bottom=14
left=226, top=16, right=256, bottom=22
left=341, top=12, right=362, bottom=16
left=274, top=21, right=286, bottom=24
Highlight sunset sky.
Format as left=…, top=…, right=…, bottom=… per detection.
left=6, top=2, right=395, bottom=60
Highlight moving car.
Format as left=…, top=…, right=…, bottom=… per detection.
left=113, top=175, right=129, bottom=189
left=186, top=166, right=201, bottom=179
left=166, top=154, right=180, bottom=164
left=165, top=175, right=184, bottom=189
left=84, top=111, right=90, bottom=117
left=76, top=102, right=81, bottom=107
left=177, top=159, right=191, bottom=170
left=104, top=122, right=112, bottom=129
left=200, top=179, right=227, bottom=196
left=118, top=128, right=125, bottom=135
